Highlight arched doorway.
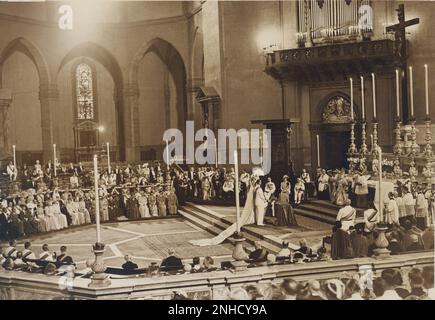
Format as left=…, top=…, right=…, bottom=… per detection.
left=310, top=94, right=358, bottom=170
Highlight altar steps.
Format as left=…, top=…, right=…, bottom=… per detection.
left=293, top=200, right=339, bottom=225
left=294, top=200, right=365, bottom=226
left=179, top=203, right=282, bottom=254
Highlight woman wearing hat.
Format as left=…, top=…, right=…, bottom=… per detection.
left=279, top=175, right=290, bottom=204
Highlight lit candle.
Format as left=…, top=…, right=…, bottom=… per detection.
left=53, top=144, right=57, bottom=177
left=396, top=69, right=400, bottom=118
left=233, top=150, right=241, bottom=233
left=12, top=145, right=16, bottom=168
left=409, top=66, right=414, bottom=117
left=106, top=142, right=111, bottom=174
left=316, top=134, right=320, bottom=167
left=360, top=76, right=365, bottom=120
left=93, top=154, right=101, bottom=243
left=425, top=64, right=429, bottom=117
left=165, top=139, right=170, bottom=170
left=350, top=78, right=354, bottom=120
left=371, top=73, right=377, bottom=119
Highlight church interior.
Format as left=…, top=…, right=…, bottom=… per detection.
left=0, top=0, right=434, bottom=301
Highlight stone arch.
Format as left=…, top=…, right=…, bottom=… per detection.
left=315, top=91, right=361, bottom=123
left=0, top=37, right=52, bottom=163
left=0, top=37, right=50, bottom=89
left=58, top=42, right=125, bottom=160
left=128, top=37, right=187, bottom=128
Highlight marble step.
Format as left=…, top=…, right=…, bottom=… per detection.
left=181, top=205, right=282, bottom=254
left=293, top=208, right=336, bottom=225
left=296, top=203, right=338, bottom=219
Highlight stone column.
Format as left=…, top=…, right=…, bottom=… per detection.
left=123, top=83, right=140, bottom=162
left=0, top=89, right=12, bottom=155
left=187, top=77, right=203, bottom=131
left=39, top=84, right=58, bottom=164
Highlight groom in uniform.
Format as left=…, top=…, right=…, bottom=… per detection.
left=254, top=179, right=267, bottom=226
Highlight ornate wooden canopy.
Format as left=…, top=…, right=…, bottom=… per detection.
left=264, top=39, right=397, bottom=83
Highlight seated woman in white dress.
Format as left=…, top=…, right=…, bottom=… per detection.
left=52, top=200, right=68, bottom=229
left=77, top=196, right=91, bottom=224
left=35, top=202, right=48, bottom=232
left=66, top=199, right=80, bottom=226
left=45, top=200, right=60, bottom=231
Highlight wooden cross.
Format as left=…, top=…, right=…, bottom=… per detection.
left=386, top=4, right=420, bottom=122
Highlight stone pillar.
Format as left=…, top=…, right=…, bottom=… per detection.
left=39, top=84, right=58, bottom=163
left=0, top=89, right=12, bottom=155
left=123, top=83, right=140, bottom=162
left=187, top=78, right=203, bottom=131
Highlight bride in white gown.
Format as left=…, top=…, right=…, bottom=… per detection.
left=190, top=175, right=258, bottom=246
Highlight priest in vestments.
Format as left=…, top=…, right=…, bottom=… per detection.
left=385, top=192, right=400, bottom=226
left=354, top=174, right=369, bottom=209
left=336, top=199, right=356, bottom=231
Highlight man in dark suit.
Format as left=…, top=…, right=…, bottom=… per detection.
left=160, top=248, right=183, bottom=270
left=56, top=246, right=75, bottom=268
left=248, top=241, right=268, bottom=262
left=122, top=254, right=138, bottom=270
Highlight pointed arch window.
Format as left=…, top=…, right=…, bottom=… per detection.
left=75, top=63, right=95, bottom=120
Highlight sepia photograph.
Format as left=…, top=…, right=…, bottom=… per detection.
left=0, top=0, right=433, bottom=306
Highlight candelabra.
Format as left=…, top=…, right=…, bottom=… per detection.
left=393, top=118, right=403, bottom=156
left=347, top=121, right=358, bottom=156
left=423, top=117, right=433, bottom=159
left=409, top=119, right=420, bottom=156
left=360, top=121, right=369, bottom=156
left=371, top=120, right=379, bottom=156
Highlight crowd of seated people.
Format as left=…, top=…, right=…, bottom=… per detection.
left=329, top=204, right=434, bottom=261
left=172, top=266, right=434, bottom=300
left=0, top=160, right=180, bottom=241
left=2, top=239, right=433, bottom=301
left=0, top=240, right=75, bottom=274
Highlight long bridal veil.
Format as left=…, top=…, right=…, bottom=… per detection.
left=189, top=186, right=256, bottom=247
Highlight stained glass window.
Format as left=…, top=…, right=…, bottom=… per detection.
left=75, top=63, right=95, bottom=120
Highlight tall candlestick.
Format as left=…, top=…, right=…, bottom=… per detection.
left=377, top=146, right=383, bottom=223
left=396, top=69, right=400, bottom=118
left=12, top=145, right=16, bottom=168
left=409, top=66, right=414, bottom=117
left=214, top=138, right=218, bottom=168
left=233, top=150, right=241, bottom=233
left=371, top=73, right=377, bottom=118
left=53, top=144, right=57, bottom=177
left=106, top=142, right=111, bottom=174
left=316, top=134, right=320, bottom=167
left=350, top=78, right=354, bottom=120
left=425, top=64, right=429, bottom=117
left=360, top=76, right=365, bottom=120
left=93, top=155, right=101, bottom=243
left=165, top=139, right=170, bottom=170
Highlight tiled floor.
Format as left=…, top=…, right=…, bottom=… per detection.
left=14, top=219, right=234, bottom=269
